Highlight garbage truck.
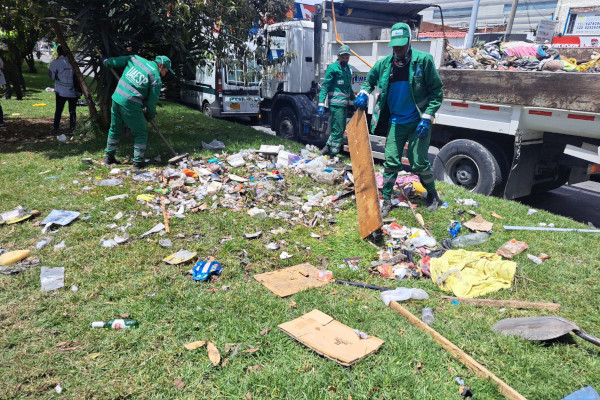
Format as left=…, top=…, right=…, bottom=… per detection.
left=257, top=0, right=600, bottom=199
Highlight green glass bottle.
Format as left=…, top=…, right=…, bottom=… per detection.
left=91, top=319, right=139, bottom=330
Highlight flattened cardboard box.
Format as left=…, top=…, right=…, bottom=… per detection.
left=278, top=309, right=384, bottom=366
left=254, top=263, right=328, bottom=297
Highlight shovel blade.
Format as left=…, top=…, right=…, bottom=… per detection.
left=492, top=316, right=579, bottom=341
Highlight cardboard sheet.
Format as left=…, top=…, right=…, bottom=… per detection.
left=254, top=263, right=329, bottom=297
left=278, top=309, right=384, bottom=366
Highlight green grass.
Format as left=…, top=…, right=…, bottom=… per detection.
left=1, top=65, right=599, bottom=400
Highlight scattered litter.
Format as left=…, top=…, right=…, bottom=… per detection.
left=0, top=250, right=31, bottom=266
left=456, top=377, right=465, bottom=385
left=91, top=319, right=139, bottom=329
left=114, top=212, right=124, bottom=220
left=244, top=231, right=263, bottom=240
left=159, top=238, right=173, bottom=248
left=354, top=329, right=369, bottom=339
left=527, top=254, right=543, bottom=264
left=560, top=386, right=600, bottom=400
left=503, top=225, right=600, bottom=233
left=0, top=257, right=40, bottom=275
left=57, top=134, right=67, bottom=142
left=40, top=266, right=65, bottom=292
left=0, top=206, right=38, bottom=225
left=266, top=242, right=280, bottom=250
left=463, top=214, right=493, bottom=232
left=380, top=288, right=429, bottom=306
left=71, top=285, right=78, bottom=292
left=41, top=210, right=81, bottom=229
left=202, top=139, right=225, bottom=150
left=527, top=208, right=537, bottom=215
left=449, top=221, right=461, bottom=238
left=140, top=223, right=166, bottom=238
left=109, top=168, right=121, bottom=175
left=496, top=239, right=528, bottom=258
left=94, top=178, right=123, bottom=187
left=490, top=212, right=504, bottom=219
left=53, top=240, right=66, bottom=251
left=105, top=194, right=129, bottom=202
left=254, top=263, right=328, bottom=297
left=163, top=250, right=197, bottom=265
left=278, top=309, right=384, bottom=366
left=317, top=269, right=333, bottom=281
left=430, top=250, right=516, bottom=298
left=227, top=153, right=246, bottom=167
left=192, top=260, right=222, bottom=281
left=137, top=194, right=156, bottom=202
left=81, top=158, right=92, bottom=164
left=279, top=251, right=292, bottom=260
left=421, top=307, right=434, bottom=325
left=344, top=257, right=361, bottom=271
left=55, top=384, right=62, bottom=394
left=451, top=232, right=489, bottom=248
left=456, top=198, right=479, bottom=207
left=36, top=237, right=52, bottom=249
left=248, top=207, right=267, bottom=218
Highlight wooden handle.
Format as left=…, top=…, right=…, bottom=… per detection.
left=441, top=296, right=561, bottom=312
left=389, top=301, right=527, bottom=400
left=575, top=330, right=600, bottom=348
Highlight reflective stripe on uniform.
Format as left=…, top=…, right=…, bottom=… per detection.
left=115, top=86, right=143, bottom=104
left=330, top=98, right=348, bottom=105
left=330, top=91, right=349, bottom=98
left=107, top=138, right=119, bottom=144
left=107, top=145, right=119, bottom=151
left=134, top=143, right=147, bottom=150
left=117, top=79, right=144, bottom=99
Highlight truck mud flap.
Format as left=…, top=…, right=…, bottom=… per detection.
left=503, top=131, right=542, bottom=199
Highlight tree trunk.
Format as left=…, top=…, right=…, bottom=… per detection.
left=24, top=54, right=37, bottom=73
left=48, top=18, right=104, bottom=126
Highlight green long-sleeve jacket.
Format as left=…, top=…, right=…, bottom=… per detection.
left=319, top=61, right=356, bottom=107
left=360, top=49, right=443, bottom=132
left=105, top=55, right=162, bottom=120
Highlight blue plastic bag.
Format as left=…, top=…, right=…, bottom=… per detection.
left=448, top=221, right=461, bottom=238
left=193, top=261, right=222, bottom=281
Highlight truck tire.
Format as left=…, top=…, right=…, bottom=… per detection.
left=530, top=169, right=570, bottom=194
left=276, top=107, right=299, bottom=141
left=202, top=101, right=212, bottom=117
left=433, top=139, right=502, bottom=196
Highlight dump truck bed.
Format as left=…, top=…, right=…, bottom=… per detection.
left=439, top=69, right=600, bottom=114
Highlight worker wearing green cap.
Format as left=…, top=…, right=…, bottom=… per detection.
left=354, top=22, right=443, bottom=216
left=102, top=54, right=174, bottom=170
left=318, top=45, right=355, bottom=156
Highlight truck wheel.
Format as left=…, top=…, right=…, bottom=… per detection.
left=433, top=139, right=502, bottom=196
left=202, top=102, right=212, bottom=117
left=276, top=107, right=299, bottom=141
left=530, top=169, right=570, bottom=194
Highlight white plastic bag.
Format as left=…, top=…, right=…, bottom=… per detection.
left=380, top=287, right=429, bottom=306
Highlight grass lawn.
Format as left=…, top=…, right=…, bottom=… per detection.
left=1, top=62, right=599, bottom=400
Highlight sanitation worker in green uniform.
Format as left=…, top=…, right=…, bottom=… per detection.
left=318, top=45, right=355, bottom=156
left=354, top=23, right=444, bottom=217
left=102, top=55, right=174, bottom=170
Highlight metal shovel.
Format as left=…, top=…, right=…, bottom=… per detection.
left=492, top=316, right=600, bottom=347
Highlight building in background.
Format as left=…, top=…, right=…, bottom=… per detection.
left=552, top=1, right=600, bottom=47
left=405, top=0, right=557, bottom=34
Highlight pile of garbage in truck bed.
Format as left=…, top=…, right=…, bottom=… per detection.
left=444, top=40, right=600, bottom=73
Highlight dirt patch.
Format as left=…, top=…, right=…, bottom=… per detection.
left=0, top=118, right=60, bottom=146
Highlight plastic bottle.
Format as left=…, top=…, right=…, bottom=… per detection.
left=527, top=254, right=543, bottom=264
left=421, top=307, right=434, bottom=325
left=451, top=232, right=489, bottom=248
left=91, top=319, right=139, bottom=330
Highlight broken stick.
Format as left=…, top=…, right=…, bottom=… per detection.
left=160, top=196, right=170, bottom=234
left=441, top=296, right=561, bottom=312
left=389, top=301, right=527, bottom=400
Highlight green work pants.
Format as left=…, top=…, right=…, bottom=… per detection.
left=382, top=119, right=435, bottom=199
left=105, top=100, right=148, bottom=163
left=326, top=105, right=347, bottom=155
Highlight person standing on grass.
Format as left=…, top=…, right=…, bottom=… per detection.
left=101, top=54, right=173, bottom=170
left=0, top=55, right=5, bottom=131
left=354, top=22, right=443, bottom=217
left=318, top=45, right=355, bottom=156
left=48, top=45, right=78, bottom=134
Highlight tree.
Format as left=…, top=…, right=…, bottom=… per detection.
left=40, top=0, right=293, bottom=126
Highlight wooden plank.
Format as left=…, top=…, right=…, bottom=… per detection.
left=439, top=69, right=600, bottom=114
left=389, top=301, right=527, bottom=400
left=346, top=110, right=382, bottom=239
left=441, top=296, right=561, bottom=312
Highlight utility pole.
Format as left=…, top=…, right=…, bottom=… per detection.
left=465, top=0, right=481, bottom=48
left=505, top=0, right=519, bottom=41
